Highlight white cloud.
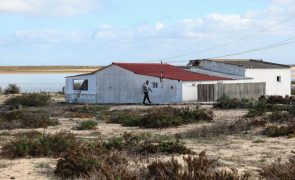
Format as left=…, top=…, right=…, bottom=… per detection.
left=0, top=0, right=105, bottom=16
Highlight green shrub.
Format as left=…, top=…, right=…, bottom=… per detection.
left=259, top=151, right=295, bottom=179
left=5, top=93, right=51, bottom=107
left=292, top=88, right=295, bottom=95
left=103, top=137, right=125, bottom=150
left=103, top=133, right=194, bottom=155
left=4, top=84, right=20, bottom=94
left=140, top=112, right=184, bottom=128
left=268, top=111, right=290, bottom=123
left=110, top=106, right=213, bottom=129
left=244, top=101, right=267, bottom=118
left=73, top=120, right=97, bottom=130
left=0, top=109, right=58, bottom=130
left=214, top=96, right=254, bottom=109
left=0, top=131, right=77, bottom=158
left=263, top=124, right=295, bottom=137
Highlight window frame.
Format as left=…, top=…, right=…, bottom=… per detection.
left=276, top=76, right=281, bottom=83
left=73, top=79, right=89, bottom=91
left=152, top=82, right=159, bottom=88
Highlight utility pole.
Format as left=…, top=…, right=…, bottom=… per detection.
left=161, top=60, right=164, bottom=88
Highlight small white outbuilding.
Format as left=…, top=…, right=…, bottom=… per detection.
left=188, top=59, right=292, bottom=97
left=65, top=62, right=231, bottom=104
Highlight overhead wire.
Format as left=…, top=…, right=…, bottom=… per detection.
left=143, top=13, right=295, bottom=63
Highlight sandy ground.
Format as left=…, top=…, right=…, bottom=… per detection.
left=0, top=99, right=294, bottom=179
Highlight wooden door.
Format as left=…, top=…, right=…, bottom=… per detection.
left=198, top=84, right=215, bottom=102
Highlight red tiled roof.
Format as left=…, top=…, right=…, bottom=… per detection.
left=113, top=62, right=231, bottom=81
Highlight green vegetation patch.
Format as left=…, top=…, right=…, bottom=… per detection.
left=5, top=93, right=51, bottom=107
left=0, top=131, right=77, bottom=158
left=0, top=109, right=58, bottom=130
left=110, top=106, right=213, bottom=129
left=73, top=120, right=98, bottom=130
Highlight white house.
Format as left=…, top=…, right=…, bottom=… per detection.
left=188, top=59, right=291, bottom=96
left=65, top=62, right=234, bottom=104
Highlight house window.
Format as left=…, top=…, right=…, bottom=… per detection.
left=73, top=79, right=88, bottom=91
left=152, top=82, right=158, bottom=88
left=277, top=76, right=281, bottom=82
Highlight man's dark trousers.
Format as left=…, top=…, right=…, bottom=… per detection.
left=143, top=92, right=151, bottom=104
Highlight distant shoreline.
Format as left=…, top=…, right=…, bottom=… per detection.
left=0, top=66, right=100, bottom=74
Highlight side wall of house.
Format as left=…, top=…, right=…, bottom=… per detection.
left=96, top=65, right=136, bottom=104
left=134, top=74, right=182, bottom=104
left=95, top=65, right=182, bottom=104
left=65, top=74, right=97, bottom=103
left=245, top=69, right=291, bottom=96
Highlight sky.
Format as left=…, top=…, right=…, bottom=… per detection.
left=0, top=0, right=294, bottom=66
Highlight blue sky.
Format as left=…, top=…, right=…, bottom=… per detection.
left=0, top=0, right=294, bottom=66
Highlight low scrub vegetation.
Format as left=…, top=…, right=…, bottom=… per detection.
left=292, top=88, right=295, bottom=96
left=259, top=95, right=295, bottom=105
left=55, top=143, right=133, bottom=179
left=244, top=101, right=267, bottom=118
left=259, top=151, right=295, bottom=179
left=103, top=132, right=194, bottom=155
left=214, top=96, right=255, bottom=109
left=73, top=120, right=98, bottom=130
left=111, top=106, right=213, bottom=128
left=0, top=131, right=77, bottom=158
left=181, top=118, right=266, bottom=138
left=5, top=93, right=51, bottom=107
left=146, top=151, right=251, bottom=180
left=0, top=109, right=58, bottom=129
left=56, top=148, right=250, bottom=179
left=263, top=124, right=295, bottom=137
left=65, top=105, right=108, bottom=119
left=4, top=84, right=20, bottom=94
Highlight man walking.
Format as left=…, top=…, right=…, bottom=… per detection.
left=142, top=80, right=152, bottom=105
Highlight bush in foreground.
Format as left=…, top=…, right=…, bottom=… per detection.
left=0, top=109, right=58, bottom=130
left=244, top=101, right=267, bottom=118
left=56, top=148, right=250, bottom=180
left=0, top=131, right=77, bottom=158
left=5, top=93, right=51, bottom=107
left=214, top=96, right=255, bottom=109
left=259, top=151, right=295, bottom=179
left=111, top=106, right=214, bottom=128
left=103, top=133, right=195, bottom=155
left=55, top=143, right=134, bottom=179
left=147, top=152, right=250, bottom=180
left=263, top=124, right=295, bottom=137
left=73, top=120, right=98, bottom=130
left=4, top=84, right=20, bottom=94
left=181, top=118, right=266, bottom=138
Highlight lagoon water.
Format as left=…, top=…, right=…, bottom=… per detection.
left=0, top=73, right=79, bottom=92
left=0, top=70, right=294, bottom=93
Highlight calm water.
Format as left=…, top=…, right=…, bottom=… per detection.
left=0, top=73, right=78, bottom=93
left=0, top=70, right=294, bottom=93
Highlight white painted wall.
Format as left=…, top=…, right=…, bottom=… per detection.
left=94, top=65, right=182, bottom=104
left=244, top=69, right=291, bottom=96
left=65, top=74, right=97, bottom=103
